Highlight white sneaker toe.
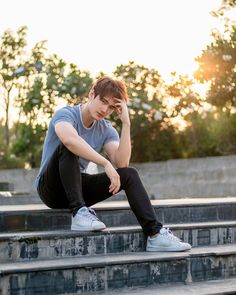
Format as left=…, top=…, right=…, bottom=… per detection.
left=71, top=207, right=106, bottom=231
left=146, top=227, right=192, bottom=252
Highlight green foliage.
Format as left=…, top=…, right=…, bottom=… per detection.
left=0, top=26, right=28, bottom=146
left=59, top=63, right=93, bottom=104
left=111, top=62, right=207, bottom=162
left=1, top=17, right=236, bottom=168
left=195, top=0, right=236, bottom=111
left=182, top=111, right=236, bottom=157
left=11, top=123, right=47, bottom=168
left=131, top=121, right=184, bottom=162
left=0, top=152, right=25, bottom=169
left=111, top=61, right=172, bottom=161
left=166, top=72, right=203, bottom=124
left=195, top=25, right=236, bottom=109
left=0, top=27, right=93, bottom=168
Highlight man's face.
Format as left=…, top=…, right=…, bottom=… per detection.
left=92, top=95, right=119, bottom=119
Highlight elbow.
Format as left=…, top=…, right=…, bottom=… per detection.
left=62, top=137, right=75, bottom=149
left=115, top=160, right=130, bottom=168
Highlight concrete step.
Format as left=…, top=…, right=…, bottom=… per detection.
left=137, top=167, right=236, bottom=183
left=106, top=277, right=236, bottom=295
left=0, top=221, right=236, bottom=262
left=148, top=182, right=236, bottom=199
left=1, top=244, right=236, bottom=294
left=0, top=182, right=14, bottom=191
left=0, top=194, right=44, bottom=205
left=1, top=198, right=236, bottom=232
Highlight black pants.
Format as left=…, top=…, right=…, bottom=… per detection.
left=37, top=144, right=162, bottom=236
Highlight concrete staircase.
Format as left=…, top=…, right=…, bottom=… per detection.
left=1, top=198, right=236, bottom=294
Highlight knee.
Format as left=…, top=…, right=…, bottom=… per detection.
left=58, top=143, right=78, bottom=159
left=117, top=166, right=140, bottom=181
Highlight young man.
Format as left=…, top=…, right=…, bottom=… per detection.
left=36, top=76, right=191, bottom=252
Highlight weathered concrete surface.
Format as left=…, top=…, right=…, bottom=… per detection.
left=1, top=245, right=236, bottom=294
left=1, top=222, right=236, bottom=262
left=1, top=198, right=236, bottom=232
left=1, top=155, right=236, bottom=198
left=107, top=277, right=236, bottom=295
left=0, top=182, right=14, bottom=191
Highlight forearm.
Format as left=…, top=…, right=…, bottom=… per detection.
left=114, top=122, right=131, bottom=167
left=64, top=136, right=109, bottom=167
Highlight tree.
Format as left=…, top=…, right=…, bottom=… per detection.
left=0, top=26, right=93, bottom=167
left=112, top=61, right=183, bottom=161
left=166, top=72, right=203, bottom=121
left=194, top=1, right=236, bottom=111
left=0, top=26, right=27, bottom=148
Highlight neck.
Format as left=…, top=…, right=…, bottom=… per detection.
left=80, top=103, right=95, bottom=128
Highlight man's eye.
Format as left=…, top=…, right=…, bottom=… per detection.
left=101, top=99, right=108, bottom=104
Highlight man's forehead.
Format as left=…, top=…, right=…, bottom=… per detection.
left=103, top=96, right=119, bottom=105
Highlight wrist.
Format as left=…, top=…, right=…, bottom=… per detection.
left=101, top=158, right=110, bottom=167
left=122, top=120, right=131, bottom=126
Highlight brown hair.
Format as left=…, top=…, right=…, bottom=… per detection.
left=90, top=76, right=129, bottom=102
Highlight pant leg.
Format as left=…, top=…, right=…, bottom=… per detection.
left=38, top=143, right=86, bottom=210
left=82, top=167, right=162, bottom=236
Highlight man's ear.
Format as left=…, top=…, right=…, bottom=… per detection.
left=88, top=89, right=95, bottom=100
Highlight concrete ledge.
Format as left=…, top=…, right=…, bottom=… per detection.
left=107, top=277, right=236, bottom=295
left=1, top=244, right=236, bottom=294
left=1, top=198, right=236, bottom=232
left=0, top=221, right=236, bottom=262
left=1, top=155, right=236, bottom=198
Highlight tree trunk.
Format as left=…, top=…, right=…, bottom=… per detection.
left=4, top=90, right=10, bottom=149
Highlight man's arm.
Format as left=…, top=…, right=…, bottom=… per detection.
left=55, top=121, right=121, bottom=194
left=104, top=100, right=131, bottom=167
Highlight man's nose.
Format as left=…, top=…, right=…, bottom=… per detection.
left=101, top=104, right=109, bottom=113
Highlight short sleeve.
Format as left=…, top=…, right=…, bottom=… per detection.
left=104, top=125, right=120, bottom=145
left=52, top=108, right=75, bottom=127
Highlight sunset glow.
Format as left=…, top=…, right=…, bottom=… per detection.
left=0, top=0, right=223, bottom=79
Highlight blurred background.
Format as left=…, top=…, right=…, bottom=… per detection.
left=0, top=0, right=235, bottom=169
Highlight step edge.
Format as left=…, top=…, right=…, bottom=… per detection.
left=2, top=197, right=236, bottom=213
left=1, top=221, right=236, bottom=240
left=1, top=244, right=236, bottom=275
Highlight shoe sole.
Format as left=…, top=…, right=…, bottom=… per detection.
left=146, top=246, right=191, bottom=252
left=71, top=225, right=106, bottom=231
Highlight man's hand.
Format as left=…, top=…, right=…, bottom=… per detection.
left=114, top=99, right=130, bottom=125
left=104, top=161, right=121, bottom=194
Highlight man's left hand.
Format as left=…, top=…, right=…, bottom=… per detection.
left=114, top=99, right=130, bottom=125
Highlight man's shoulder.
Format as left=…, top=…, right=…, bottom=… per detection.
left=54, top=105, right=79, bottom=115
left=52, top=105, right=80, bottom=121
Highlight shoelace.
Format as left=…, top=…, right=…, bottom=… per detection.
left=161, top=228, right=181, bottom=242
left=85, top=207, right=99, bottom=221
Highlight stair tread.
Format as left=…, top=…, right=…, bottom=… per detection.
left=106, top=277, right=236, bottom=295
left=1, top=197, right=236, bottom=212
left=1, top=244, right=236, bottom=274
left=1, top=220, right=236, bottom=240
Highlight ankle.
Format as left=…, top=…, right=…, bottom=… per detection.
left=72, top=205, right=86, bottom=217
left=149, top=233, right=158, bottom=239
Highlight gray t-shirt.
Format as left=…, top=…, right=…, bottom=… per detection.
left=35, top=104, right=119, bottom=189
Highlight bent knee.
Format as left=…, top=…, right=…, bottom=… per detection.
left=117, top=166, right=139, bottom=179
left=58, top=143, right=78, bottom=158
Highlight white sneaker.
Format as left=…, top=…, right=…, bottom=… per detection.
left=146, top=228, right=191, bottom=252
left=71, top=207, right=106, bottom=231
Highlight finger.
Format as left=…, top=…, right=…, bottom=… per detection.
left=109, top=181, right=117, bottom=192
left=114, top=105, right=122, bottom=114
left=113, top=97, right=122, bottom=102
left=109, top=180, right=119, bottom=194
left=112, top=185, right=120, bottom=194
left=111, top=179, right=120, bottom=194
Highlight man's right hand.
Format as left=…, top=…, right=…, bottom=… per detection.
left=104, top=162, right=120, bottom=194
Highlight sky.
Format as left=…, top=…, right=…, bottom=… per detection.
left=0, top=0, right=224, bottom=80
